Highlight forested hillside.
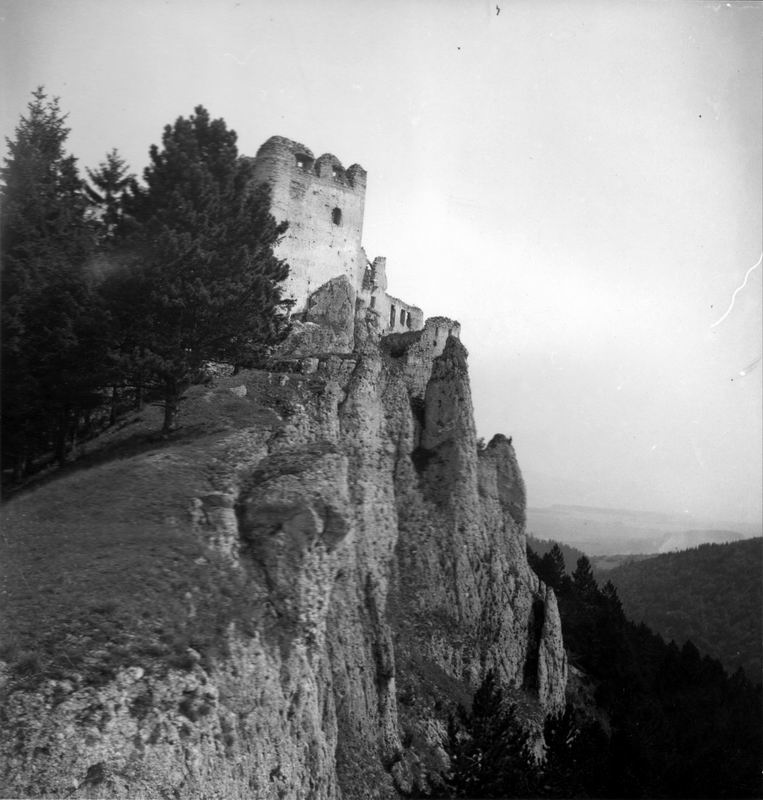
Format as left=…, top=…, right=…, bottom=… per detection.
left=521, top=544, right=762, bottom=798
left=604, top=538, right=762, bottom=682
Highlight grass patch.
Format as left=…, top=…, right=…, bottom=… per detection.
left=0, top=372, right=288, bottom=694
left=0, top=500, right=265, bottom=693
left=2, top=369, right=282, bottom=503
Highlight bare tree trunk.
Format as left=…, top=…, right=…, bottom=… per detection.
left=55, top=408, right=70, bottom=465
left=109, top=386, right=119, bottom=426
left=69, top=414, right=78, bottom=456
left=162, top=379, right=178, bottom=433
left=13, top=445, right=28, bottom=482
left=134, top=383, right=143, bottom=410
left=83, top=407, right=93, bottom=439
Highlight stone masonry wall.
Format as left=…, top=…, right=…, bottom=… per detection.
left=250, top=137, right=367, bottom=314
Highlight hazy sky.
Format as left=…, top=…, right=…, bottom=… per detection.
left=2, top=0, right=761, bottom=525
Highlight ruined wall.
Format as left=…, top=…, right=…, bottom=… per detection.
left=357, top=257, right=423, bottom=335
left=251, top=137, right=367, bottom=313
left=379, top=294, right=424, bottom=334
left=383, top=317, right=462, bottom=398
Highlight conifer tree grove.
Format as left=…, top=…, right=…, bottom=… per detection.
left=1, top=88, right=102, bottom=476
left=525, top=540, right=763, bottom=798
left=118, top=106, right=291, bottom=431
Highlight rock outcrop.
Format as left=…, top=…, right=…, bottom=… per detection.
left=0, top=320, right=566, bottom=799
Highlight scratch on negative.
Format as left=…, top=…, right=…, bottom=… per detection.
left=710, top=253, right=762, bottom=329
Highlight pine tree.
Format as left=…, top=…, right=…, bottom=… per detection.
left=571, top=555, right=598, bottom=601
left=536, top=544, right=567, bottom=592
left=116, top=106, right=290, bottom=432
left=600, top=579, right=624, bottom=616
left=444, top=671, right=538, bottom=798
left=1, top=88, right=100, bottom=475
left=85, top=148, right=133, bottom=244
left=541, top=703, right=611, bottom=797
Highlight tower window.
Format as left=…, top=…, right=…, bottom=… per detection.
left=400, top=309, right=406, bottom=326
left=295, top=153, right=313, bottom=171
left=370, top=295, right=376, bottom=309
left=389, top=305, right=396, bottom=328
left=332, top=207, right=342, bottom=225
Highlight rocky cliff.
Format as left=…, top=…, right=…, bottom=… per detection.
left=0, top=315, right=566, bottom=799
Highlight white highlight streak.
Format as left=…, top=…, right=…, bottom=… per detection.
left=710, top=253, right=762, bottom=328
left=739, top=356, right=762, bottom=377
left=224, top=49, right=256, bottom=66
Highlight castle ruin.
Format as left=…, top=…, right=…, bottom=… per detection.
left=250, top=136, right=424, bottom=336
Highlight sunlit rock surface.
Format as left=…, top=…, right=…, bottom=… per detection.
left=0, top=319, right=566, bottom=799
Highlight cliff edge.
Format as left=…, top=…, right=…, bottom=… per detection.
left=0, top=317, right=566, bottom=799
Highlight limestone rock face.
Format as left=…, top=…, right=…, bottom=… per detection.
left=304, top=275, right=356, bottom=340
left=0, top=322, right=566, bottom=799
left=383, top=316, right=462, bottom=400
left=389, top=339, right=567, bottom=793
left=277, top=275, right=357, bottom=358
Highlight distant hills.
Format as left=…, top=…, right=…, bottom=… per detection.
left=657, top=528, right=746, bottom=552
left=526, top=503, right=758, bottom=555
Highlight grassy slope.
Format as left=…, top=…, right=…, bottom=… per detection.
left=0, top=374, right=284, bottom=693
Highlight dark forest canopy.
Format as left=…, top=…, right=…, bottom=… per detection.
left=603, top=537, right=763, bottom=683
left=1, top=88, right=100, bottom=476
left=523, top=543, right=762, bottom=798
left=528, top=534, right=762, bottom=683
left=1, top=89, right=292, bottom=478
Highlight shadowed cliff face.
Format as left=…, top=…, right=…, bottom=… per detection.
left=0, top=324, right=566, bottom=799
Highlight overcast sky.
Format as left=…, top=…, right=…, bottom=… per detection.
left=2, top=0, right=761, bottom=526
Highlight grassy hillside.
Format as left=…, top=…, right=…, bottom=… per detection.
left=0, top=372, right=293, bottom=692
left=604, top=538, right=763, bottom=682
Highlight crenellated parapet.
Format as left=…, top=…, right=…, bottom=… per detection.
left=252, top=136, right=367, bottom=192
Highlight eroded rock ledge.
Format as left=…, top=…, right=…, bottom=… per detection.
left=0, top=317, right=566, bottom=799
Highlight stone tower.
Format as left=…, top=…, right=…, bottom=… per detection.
left=251, top=135, right=423, bottom=335
left=250, top=136, right=367, bottom=313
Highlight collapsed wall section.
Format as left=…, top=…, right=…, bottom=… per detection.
left=360, top=257, right=424, bottom=334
